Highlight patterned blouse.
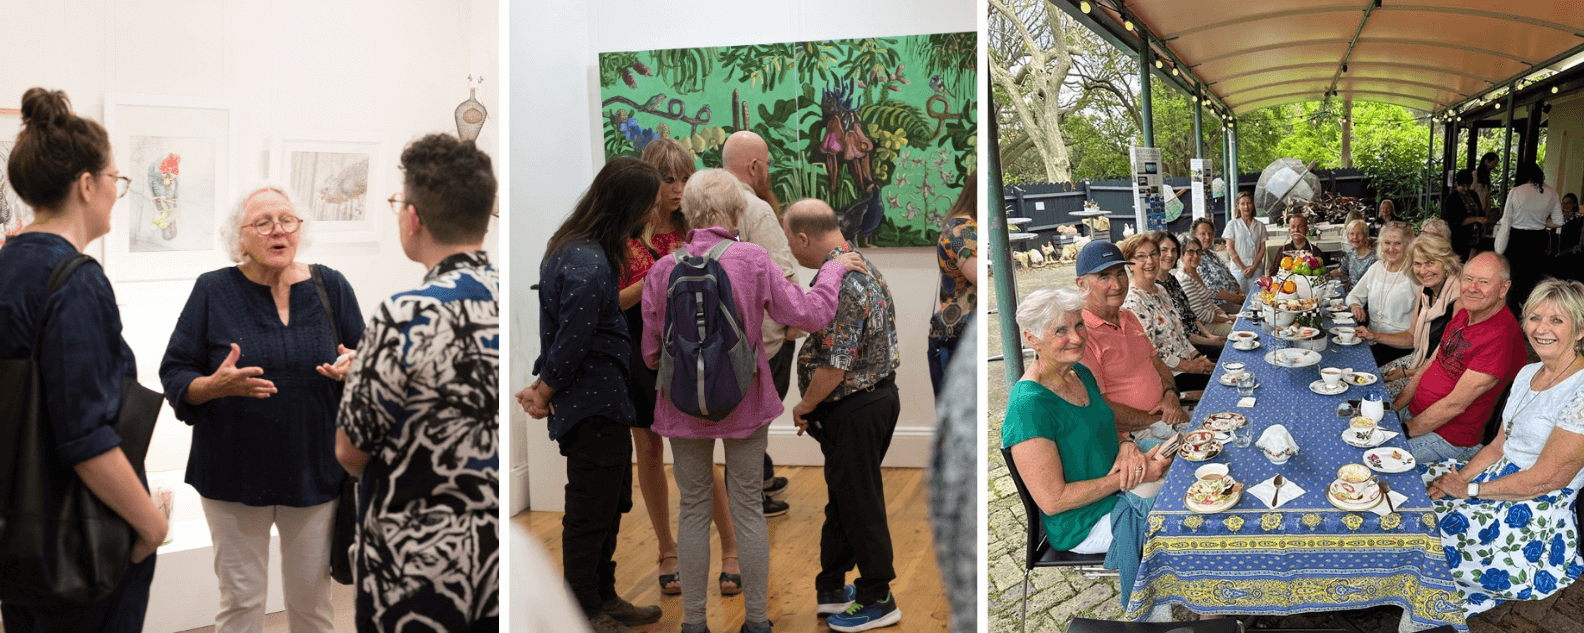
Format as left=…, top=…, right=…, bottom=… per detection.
left=1197, top=252, right=1240, bottom=297
left=1159, top=274, right=1199, bottom=335
left=337, top=251, right=499, bottom=630
left=1340, top=247, right=1379, bottom=293
left=929, top=216, right=977, bottom=340
left=619, top=230, right=684, bottom=288
left=1123, top=283, right=1198, bottom=368
left=1174, top=269, right=1219, bottom=325
left=798, top=243, right=900, bottom=401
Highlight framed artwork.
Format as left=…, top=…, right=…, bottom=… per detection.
left=103, top=94, right=233, bottom=282
left=598, top=32, right=976, bottom=247
left=268, top=131, right=380, bottom=245
left=0, top=109, right=33, bottom=249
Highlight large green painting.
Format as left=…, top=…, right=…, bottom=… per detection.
left=599, top=33, right=976, bottom=247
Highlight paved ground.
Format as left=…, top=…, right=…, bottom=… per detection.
left=982, top=258, right=1584, bottom=632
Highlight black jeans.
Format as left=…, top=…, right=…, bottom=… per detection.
left=558, top=416, right=633, bottom=615
left=0, top=552, right=156, bottom=633
left=927, top=335, right=961, bottom=397
left=805, top=379, right=900, bottom=605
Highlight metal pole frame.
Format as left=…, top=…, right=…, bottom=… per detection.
left=1424, top=117, right=1435, bottom=214
left=1140, top=42, right=1155, bottom=148
left=988, top=100, right=1024, bottom=382
left=1193, top=85, right=1204, bottom=159
left=1500, top=85, right=1516, bottom=213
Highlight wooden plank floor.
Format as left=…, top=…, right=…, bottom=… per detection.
left=522, top=465, right=950, bottom=632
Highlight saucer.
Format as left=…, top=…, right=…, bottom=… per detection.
left=1364, top=447, right=1416, bottom=473
left=1309, top=379, right=1348, bottom=395
left=1344, top=371, right=1379, bottom=386
left=1327, top=486, right=1383, bottom=511
left=1331, top=336, right=1364, bottom=346
left=1186, top=487, right=1242, bottom=513
left=1180, top=443, right=1223, bottom=462
left=1342, top=427, right=1390, bottom=448
left=1203, top=412, right=1247, bottom=431
left=1233, top=340, right=1262, bottom=351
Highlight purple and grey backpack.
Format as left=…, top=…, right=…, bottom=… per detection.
left=657, top=240, right=759, bottom=421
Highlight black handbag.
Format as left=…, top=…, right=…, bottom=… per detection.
left=309, top=264, right=358, bottom=586
left=0, top=254, right=163, bottom=607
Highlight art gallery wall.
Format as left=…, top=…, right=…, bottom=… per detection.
left=0, top=0, right=499, bottom=521
left=509, top=0, right=975, bottom=513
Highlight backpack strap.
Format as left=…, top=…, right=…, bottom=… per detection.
left=309, top=264, right=340, bottom=348
left=704, top=239, right=732, bottom=261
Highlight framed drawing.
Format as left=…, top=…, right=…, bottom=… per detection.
left=268, top=131, right=380, bottom=245
left=0, top=109, right=32, bottom=249
left=103, top=94, right=234, bottom=282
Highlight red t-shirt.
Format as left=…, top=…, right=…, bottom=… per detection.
left=620, top=231, right=685, bottom=288
left=1409, top=307, right=1527, bottom=446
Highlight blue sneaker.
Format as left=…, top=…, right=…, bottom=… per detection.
left=815, top=584, right=857, bottom=615
left=825, top=593, right=901, bottom=632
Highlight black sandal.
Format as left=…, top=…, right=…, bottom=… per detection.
left=658, top=554, right=681, bottom=595
left=719, top=556, right=742, bottom=596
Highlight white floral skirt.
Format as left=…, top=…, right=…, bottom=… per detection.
left=1425, top=456, right=1584, bottom=617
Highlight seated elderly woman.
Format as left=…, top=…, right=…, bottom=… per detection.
left=1331, top=219, right=1378, bottom=293
left=1357, top=234, right=1462, bottom=400
left=1118, top=233, right=1214, bottom=390
left=640, top=169, right=865, bottom=633
left=1004, top=287, right=1174, bottom=604
left=1420, top=218, right=1453, bottom=242
left=1426, top=278, right=1584, bottom=618
left=1152, top=231, right=1228, bottom=357
left=1347, top=221, right=1417, bottom=365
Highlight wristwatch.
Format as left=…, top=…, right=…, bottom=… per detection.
left=1467, top=482, right=1480, bottom=499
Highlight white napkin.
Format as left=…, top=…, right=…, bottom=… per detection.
left=1237, top=397, right=1257, bottom=408
left=1370, top=490, right=1410, bottom=516
left=1257, top=424, right=1298, bottom=456
left=1248, top=476, right=1306, bottom=508
left=1331, top=316, right=1356, bottom=325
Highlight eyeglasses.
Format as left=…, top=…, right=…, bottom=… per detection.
left=1185, top=248, right=1203, bottom=255
left=249, top=216, right=302, bottom=235
left=100, top=172, right=131, bottom=198
left=1132, top=251, right=1159, bottom=260
left=388, top=194, right=409, bottom=214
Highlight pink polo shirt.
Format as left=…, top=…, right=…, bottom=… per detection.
left=1081, top=308, right=1164, bottom=414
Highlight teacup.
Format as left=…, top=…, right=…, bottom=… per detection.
left=1321, top=367, right=1343, bottom=389
left=1191, top=472, right=1235, bottom=497
left=1335, top=326, right=1358, bottom=344
left=1224, top=361, right=1248, bottom=381
left=1348, top=416, right=1377, bottom=442
left=1337, top=462, right=1375, bottom=485
left=1330, top=479, right=1380, bottom=503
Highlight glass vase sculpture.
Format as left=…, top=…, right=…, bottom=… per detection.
left=455, top=88, right=487, bottom=141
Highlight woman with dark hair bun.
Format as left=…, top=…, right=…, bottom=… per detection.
left=0, top=88, right=167, bottom=631
left=518, top=157, right=667, bottom=632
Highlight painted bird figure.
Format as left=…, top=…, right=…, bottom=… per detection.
left=930, top=75, right=953, bottom=98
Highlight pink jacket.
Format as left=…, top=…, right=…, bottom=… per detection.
left=642, top=227, right=847, bottom=439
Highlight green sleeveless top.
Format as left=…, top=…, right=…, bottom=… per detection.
left=1001, top=363, right=1120, bottom=552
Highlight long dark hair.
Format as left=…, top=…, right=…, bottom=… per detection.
left=544, top=157, right=662, bottom=275
left=1515, top=161, right=1546, bottom=192
left=8, top=88, right=111, bottom=210
left=1477, top=151, right=1498, bottom=187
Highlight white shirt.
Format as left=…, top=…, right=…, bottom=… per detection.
left=731, top=178, right=800, bottom=356
left=1221, top=216, right=1267, bottom=273
left=1499, top=363, right=1584, bottom=491
left=1345, top=260, right=1415, bottom=334
left=1504, top=183, right=1564, bottom=230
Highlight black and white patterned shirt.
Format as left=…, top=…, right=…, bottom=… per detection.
left=337, top=251, right=499, bottom=630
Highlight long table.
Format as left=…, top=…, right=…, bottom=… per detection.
left=1125, top=294, right=1468, bottom=632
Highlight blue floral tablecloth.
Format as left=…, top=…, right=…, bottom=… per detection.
left=1126, top=295, right=1469, bottom=632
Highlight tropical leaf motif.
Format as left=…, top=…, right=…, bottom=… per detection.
left=860, top=102, right=932, bottom=148
left=651, top=47, right=716, bottom=95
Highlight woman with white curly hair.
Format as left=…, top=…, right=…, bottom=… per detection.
left=158, top=184, right=364, bottom=633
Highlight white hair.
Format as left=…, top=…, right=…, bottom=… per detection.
left=221, top=183, right=310, bottom=263
left=1016, top=287, right=1086, bottom=340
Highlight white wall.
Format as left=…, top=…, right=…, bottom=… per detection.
left=1, top=0, right=499, bottom=513
left=508, top=0, right=974, bottom=513
left=1545, top=91, right=1584, bottom=200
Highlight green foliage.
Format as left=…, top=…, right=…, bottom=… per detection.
left=650, top=48, right=716, bottom=95
left=907, top=32, right=975, bottom=98
left=870, top=214, right=933, bottom=247
left=598, top=52, right=642, bottom=89
left=796, top=42, right=841, bottom=85
left=603, top=113, right=634, bottom=157
left=718, top=43, right=798, bottom=92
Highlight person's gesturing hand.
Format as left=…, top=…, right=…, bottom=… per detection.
left=210, top=344, right=276, bottom=399
left=315, top=344, right=356, bottom=381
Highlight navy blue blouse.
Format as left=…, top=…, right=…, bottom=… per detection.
left=0, top=233, right=134, bottom=468
left=534, top=242, right=634, bottom=440
left=159, top=266, right=364, bottom=507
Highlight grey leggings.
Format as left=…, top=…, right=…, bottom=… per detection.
left=669, top=424, right=769, bottom=627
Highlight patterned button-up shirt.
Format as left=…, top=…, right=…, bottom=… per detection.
left=798, top=243, right=900, bottom=401
left=337, top=250, right=499, bottom=630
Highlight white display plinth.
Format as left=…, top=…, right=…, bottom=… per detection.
left=145, top=478, right=286, bottom=633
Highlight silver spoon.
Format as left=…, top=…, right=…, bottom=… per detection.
left=1272, top=475, right=1285, bottom=507
left=1380, top=482, right=1393, bottom=513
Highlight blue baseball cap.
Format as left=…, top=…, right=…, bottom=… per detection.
left=1075, top=241, right=1134, bottom=276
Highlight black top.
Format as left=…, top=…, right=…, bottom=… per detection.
left=0, top=233, right=133, bottom=467
left=534, top=242, right=634, bottom=440
left=159, top=265, right=364, bottom=507
left=1443, top=189, right=1483, bottom=249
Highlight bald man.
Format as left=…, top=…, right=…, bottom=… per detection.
left=781, top=199, right=902, bottom=631
left=723, top=130, right=799, bottom=515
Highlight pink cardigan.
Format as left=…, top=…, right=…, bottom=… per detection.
left=642, top=227, right=848, bottom=439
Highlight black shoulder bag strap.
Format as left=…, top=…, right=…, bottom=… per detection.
left=309, top=264, right=357, bottom=586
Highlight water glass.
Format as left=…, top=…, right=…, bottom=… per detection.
left=1236, top=373, right=1257, bottom=397
left=1234, top=424, right=1253, bottom=448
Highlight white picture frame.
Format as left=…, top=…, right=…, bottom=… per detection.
left=268, top=131, right=381, bottom=246
left=103, top=94, right=234, bottom=282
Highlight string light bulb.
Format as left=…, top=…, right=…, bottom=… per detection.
left=1125, top=19, right=1135, bottom=32
left=1080, top=1, right=1092, bottom=13
left=1553, top=86, right=1560, bottom=94
left=1155, top=59, right=1163, bottom=69
left=1172, top=67, right=1180, bottom=77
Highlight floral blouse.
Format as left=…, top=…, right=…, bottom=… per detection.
left=798, top=243, right=900, bottom=400
left=1341, top=247, right=1379, bottom=293
left=1197, top=252, right=1240, bottom=297
left=1159, top=274, right=1199, bottom=335
left=929, top=216, right=976, bottom=340
left=338, top=251, right=499, bottom=629
left=1123, top=283, right=1198, bottom=368
left=620, top=230, right=684, bottom=288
